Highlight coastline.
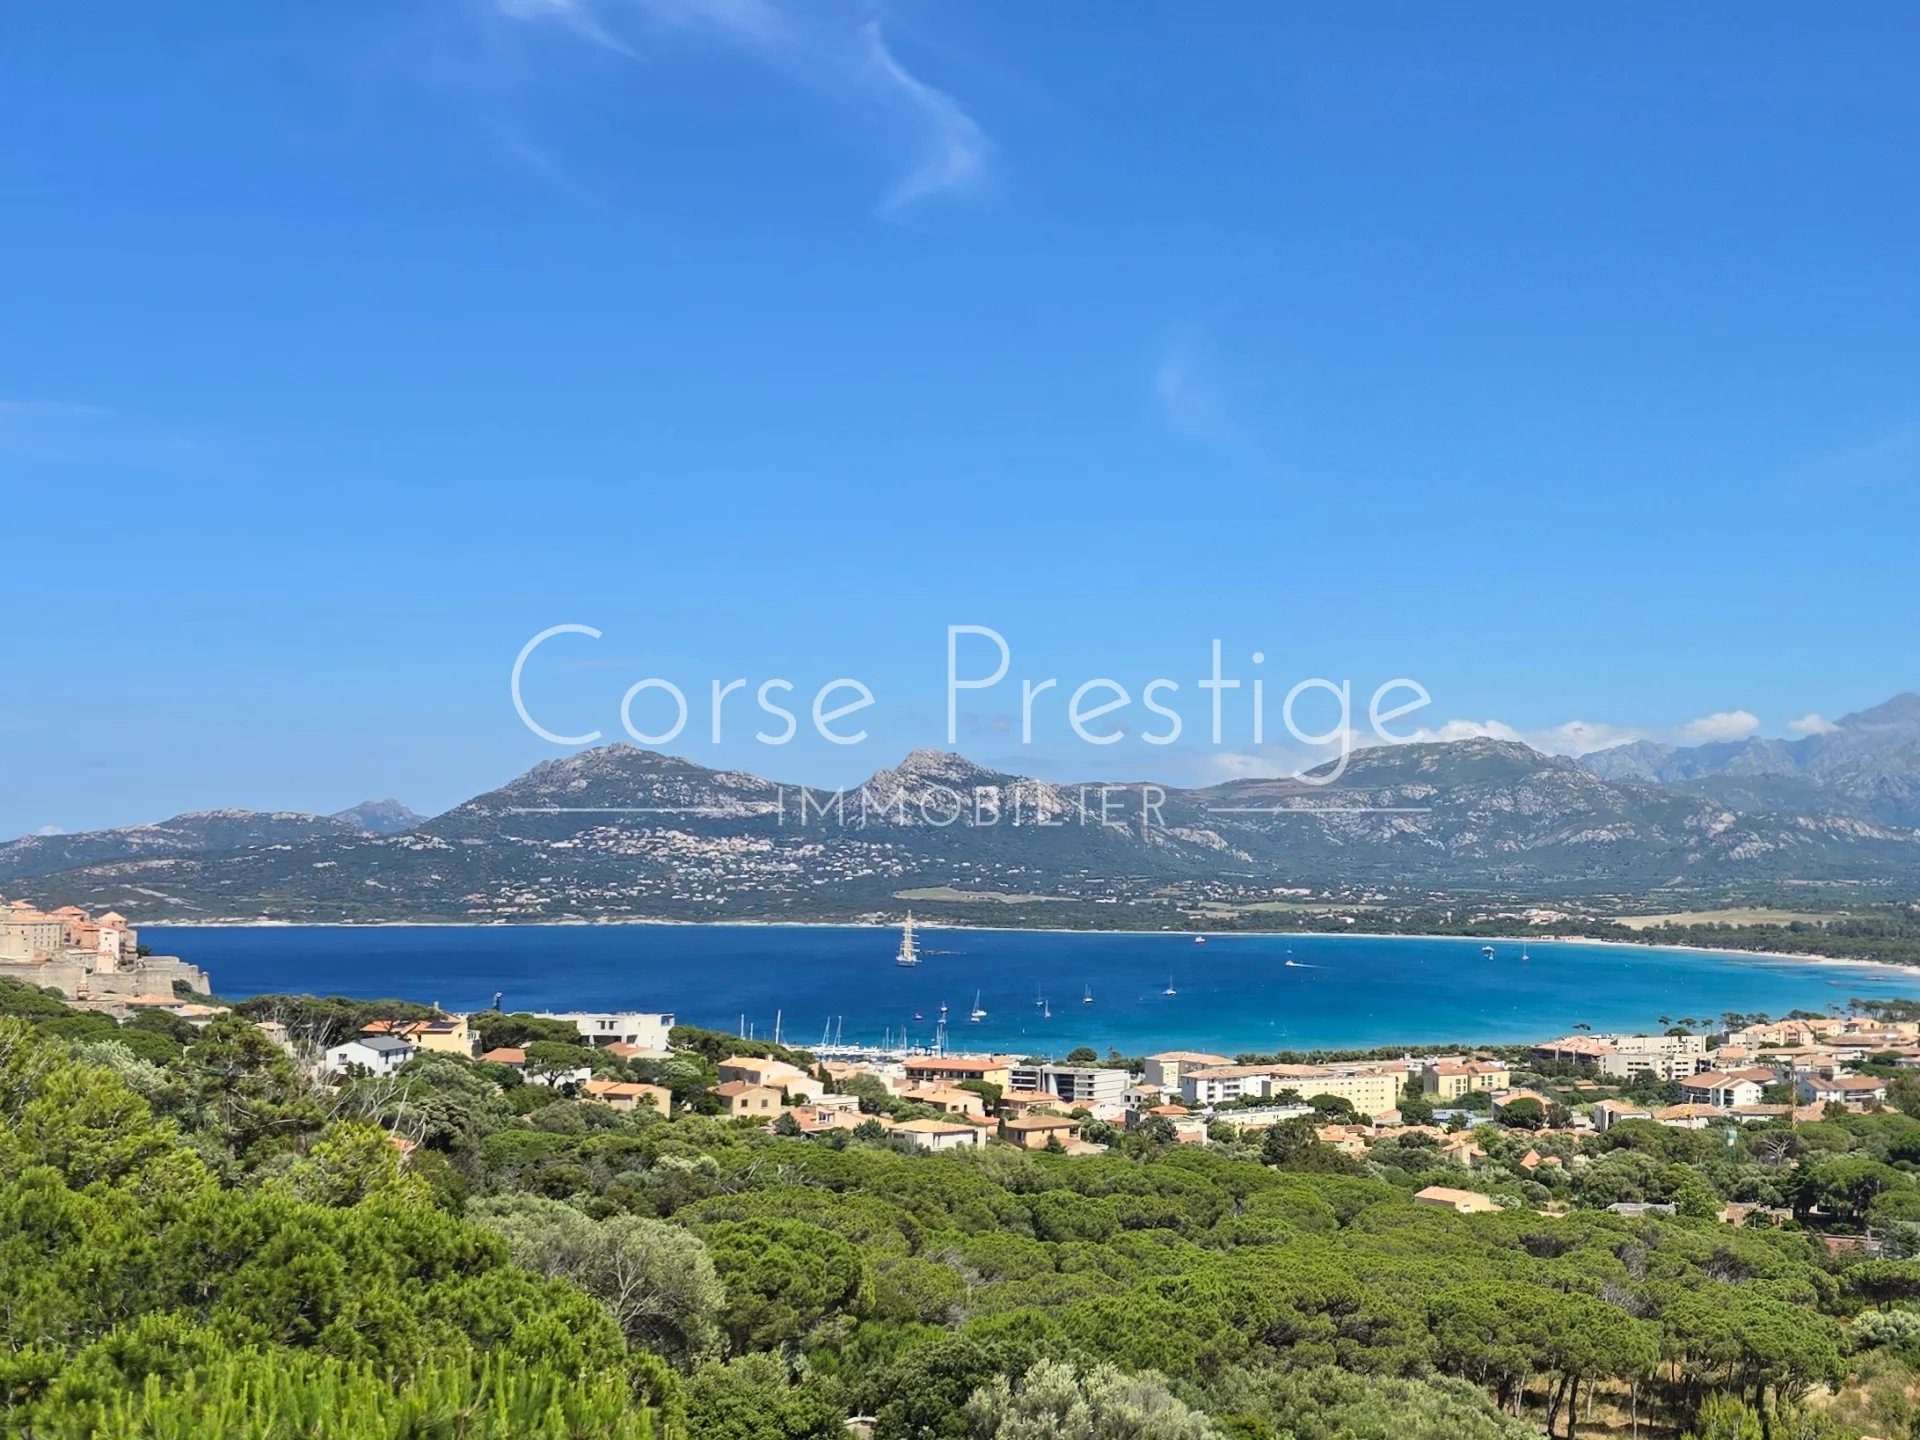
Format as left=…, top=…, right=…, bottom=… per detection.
left=137, top=920, right=1920, bottom=1057
left=141, top=917, right=1920, bottom=987
left=1551, top=932, right=1912, bottom=973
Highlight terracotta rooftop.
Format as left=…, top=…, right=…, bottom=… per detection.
left=893, top=1117, right=978, bottom=1135
left=1145, top=1050, right=1234, bottom=1064
left=712, top=1080, right=778, bottom=1098
left=1002, top=1113, right=1079, bottom=1131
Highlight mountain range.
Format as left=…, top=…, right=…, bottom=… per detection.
left=6, top=695, right=1920, bottom=924
left=1580, top=693, right=1920, bottom=826
left=0, top=800, right=423, bottom=888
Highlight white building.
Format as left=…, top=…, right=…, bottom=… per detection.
left=1141, top=1051, right=1234, bottom=1091
left=1678, top=1068, right=1775, bottom=1110
left=891, top=1117, right=985, bottom=1152
left=1008, top=1062, right=1130, bottom=1108
left=1590, top=1099, right=1654, bottom=1132
left=539, top=1011, right=675, bottom=1055
left=1798, top=1073, right=1890, bottom=1106
left=1536, top=1031, right=1709, bottom=1082
left=324, top=1035, right=418, bottom=1077
left=1180, top=1063, right=1400, bottom=1116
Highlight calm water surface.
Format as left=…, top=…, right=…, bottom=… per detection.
left=144, top=924, right=1920, bottom=1057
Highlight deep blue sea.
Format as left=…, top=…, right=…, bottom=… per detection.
left=144, top=924, right=1920, bottom=1057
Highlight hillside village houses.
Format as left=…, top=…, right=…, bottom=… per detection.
left=713, top=1080, right=784, bottom=1118
left=477, top=1046, right=528, bottom=1073
left=716, top=1054, right=825, bottom=1101
left=902, top=1083, right=988, bottom=1118
left=1414, top=1185, right=1504, bottom=1215
left=890, top=1117, right=985, bottom=1152
left=1534, top=1031, right=1711, bottom=1082
left=901, top=1055, right=1014, bottom=1090
left=323, top=1034, right=418, bottom=1078
left=1590, top=1098, right=1656, bottom=1133
left=544, top=1010, right=675, bottom=1055
left=1728, top=1014, right=1920, bottom=1049
left=1008, top=1059, right=1130, bottom=1107
left=1000, top=1113, right=1084, bottom=1150
left=1678, top=1068, right=1776, bottom=1109
left=0, top=897, right=213, bottom=1004
left=1422, top=1058, right=1513, bottom=1099
left=580, top=1079, right=671, bottom=1114
left=1491, top=1087, right=1555, bottom=1116
left=1799, top=1072, right=1891, bottom=1106
left=361, top=1015, right=473, bottom=1055
left=232, top=991, right=1920, bottom=1207
left=703, top=1008, right=1920, bottom=1169
left=1178, top=1061, right=1401, bottom=1115
left=1141, top=1051, right=1234, bottom=1090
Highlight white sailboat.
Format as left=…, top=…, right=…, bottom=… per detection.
left=968, top=989, right=987, bottom=1022
left=1082, top=984, right=1093, bottom=1005
left=1163, top=974, right=1177, bottom=996
left=895, top=913, right=920, bottom=967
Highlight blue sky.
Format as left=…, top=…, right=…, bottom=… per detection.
left=4, top=2, right=1918, bottom=836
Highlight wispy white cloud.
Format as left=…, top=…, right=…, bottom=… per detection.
left=1406, top=709, right=1757, bottom=757
left=863, top=24, right=986, bottom=214
left=1403, top=717, right=1646, bottom=757
left=1184, top=741, right=1352, bottom=786
left=1676, top=709, right=1760, bottom=744
left=1151, top=336, right=1232, bottom=442
left=495, top=0, right=638, bottom=55
left=1073, top=701, right=1843, bottom=786
left=491, top=0, right=989, bottom=213
left=1406, top=718, right=1525, bottom=746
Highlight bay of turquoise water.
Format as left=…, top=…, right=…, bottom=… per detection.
left=143, top=924, right=1920, bottom=1058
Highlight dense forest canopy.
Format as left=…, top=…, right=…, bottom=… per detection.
left=6, top=979, right=1920, bottom=1438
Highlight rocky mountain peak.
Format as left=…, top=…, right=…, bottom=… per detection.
left=331, top=799, right=424, bottom=835
left=1839, top=692, right=1920, bottom=731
